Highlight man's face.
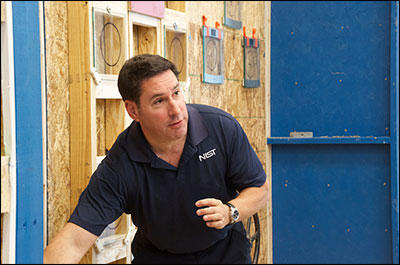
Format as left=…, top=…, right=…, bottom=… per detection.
left=126, top=69, right=188, bottom=143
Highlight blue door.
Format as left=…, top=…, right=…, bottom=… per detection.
left=268, top=2, right=398, bottom=263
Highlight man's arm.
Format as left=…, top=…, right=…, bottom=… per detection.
left=43, top=222, right=98, bottom=264
left=195, top=179, right=270, bottom=229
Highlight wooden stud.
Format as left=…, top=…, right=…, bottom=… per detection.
left=67, top=2, right=93, bottom=263
left=1, top=92, right=4, bottom=156
left=105, top=99, right=125, bottom=151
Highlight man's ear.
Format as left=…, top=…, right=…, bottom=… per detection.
left=125, top=100, right=140, bottom=122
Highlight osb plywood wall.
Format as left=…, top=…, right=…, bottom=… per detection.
left=44, top=1, right=71, bottom=243
left=185, top=1, right=271, bottom=263
left=44, top=1, right=271, bottom=263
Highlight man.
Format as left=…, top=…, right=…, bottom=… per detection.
left=44, top=54, right=268, bottom=264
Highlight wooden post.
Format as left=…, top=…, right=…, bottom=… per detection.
left=265, top=2, right=273, bottom=263
left=67, top=2, right=93, bottom=263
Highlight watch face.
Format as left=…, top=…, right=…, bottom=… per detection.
left=228, top=203, right=239, bottom=222
left=226, top=203, right=239, bottom=224
left=232, top=208, right=239, bottom=220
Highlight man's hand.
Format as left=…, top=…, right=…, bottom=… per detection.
left=195, top=181, right=269, bottom=230
left=195, top=198, right=230, bottom=229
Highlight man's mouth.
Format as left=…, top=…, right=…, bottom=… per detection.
left=169, top=120, right=183, bottom=127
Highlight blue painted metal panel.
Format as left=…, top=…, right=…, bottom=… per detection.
left=12, top=2, right=44, bottom=264
left=271, top=1, right=390, bottom=138
left=270, top=1, right=398, bottom=263
left=389, top=2, right=399, bottom=263
left=272, top=145, right=392, bottom=264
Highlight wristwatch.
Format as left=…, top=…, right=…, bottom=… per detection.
left=226, top=202, right=239, bottom=224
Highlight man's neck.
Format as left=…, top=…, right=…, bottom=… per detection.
left=149, top=135, right=187, bottom=157
left=141, top=131, right=187, bottom=168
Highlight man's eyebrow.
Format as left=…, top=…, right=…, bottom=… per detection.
left=172, top=82, right=180, bottom=90
left=150, top=83, right=180, bottom=100
left=150, top=93, right=164, bottom=100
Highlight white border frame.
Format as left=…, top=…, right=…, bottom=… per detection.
left=1, top=2, right=16, bottom=263
left=92, top=2, right=129, bottom=99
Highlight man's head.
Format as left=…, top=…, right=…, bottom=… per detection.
left=118, top=54, right=179, bottom=107
left=118, top=54, right=188, bottom=144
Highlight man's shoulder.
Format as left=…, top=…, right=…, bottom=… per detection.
left=104, top=126, right=132, bottom=164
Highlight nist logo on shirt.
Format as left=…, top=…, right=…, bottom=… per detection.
left=199, top=148, right=216, bottom=162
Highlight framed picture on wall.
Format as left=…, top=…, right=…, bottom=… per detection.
left=243, top=35, right=260, bottom=88
left=202, top=24, right=224, bottom=84
left=223, top=1, right=242, bottom=29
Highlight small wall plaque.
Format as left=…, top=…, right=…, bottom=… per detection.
left=223, top=1, right=242, bottom=29
left=202, top=17, right=224, bottom=84
left=243, top=27, right=260, bottom=88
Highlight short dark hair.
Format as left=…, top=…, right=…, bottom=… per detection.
left=117, top=54, right=179, bottom=105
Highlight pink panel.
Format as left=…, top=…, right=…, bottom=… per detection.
left=129, top=1, right=165, bottom=18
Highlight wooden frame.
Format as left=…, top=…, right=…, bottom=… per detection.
left=1, top=2, right=17, bottom=263
left=91, top=2, right=135, bottom=264
left=223, top=1, right=242, bottom=29
left=67, top=3, right=95, bottom=263
left=128, top=7, right=162, bottom=57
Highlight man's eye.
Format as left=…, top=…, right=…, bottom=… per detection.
left=154, top=99, right=163, bottom=105
left=174, top=90, right=180, bottom=95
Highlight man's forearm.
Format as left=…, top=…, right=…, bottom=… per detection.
left=43, top=222, right=98, bottom=264
left=229, top=180, right=269, bottom=222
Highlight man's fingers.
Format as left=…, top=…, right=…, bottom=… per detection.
left=204, top=220, right=225, bottom=229
left=195, top=198, right=229, bottom=229
left=196, top=207, right=215, bottom=216
left=201, top=213, right=222, bottom=221
left=195, top=198, right=221, bottom=208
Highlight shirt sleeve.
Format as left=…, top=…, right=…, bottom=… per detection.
left=226, top=119, right=266, bottom=192
left=68, top=159, right=128, bottom=236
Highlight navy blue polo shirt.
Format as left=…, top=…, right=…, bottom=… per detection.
left=69, top=104, right=266, bottom=254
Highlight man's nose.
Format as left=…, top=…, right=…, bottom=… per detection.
left=168, top=99, right=181, bottom=116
